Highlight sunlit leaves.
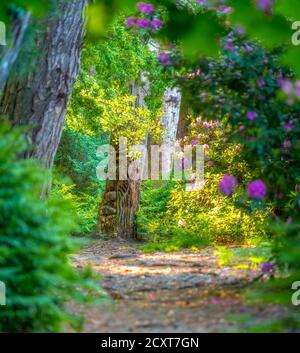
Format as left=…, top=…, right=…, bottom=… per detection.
left=85, top=3, right=108, bottom=39
left=282, top=46, right=300, bottom=77
left=94, top=87, right=163, bottom=147
left=274, top=0, right=300, bottom=20
left=85, top=0, right=136, bottom=39
left=181, top=13, right=224, bottom=59
left=228, top=0, right=291, bottom=47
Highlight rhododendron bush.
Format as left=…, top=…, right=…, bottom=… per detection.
left=139, top=116, right=270, bottom=246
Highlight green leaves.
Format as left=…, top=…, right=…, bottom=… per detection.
left=0, top=122, right=102, bottom=332
left=229, top=0, right=291, bottom=47
left=160, top=4, right=224, bottom=59
left=85, top=0, right=136, bottom=39
left=282, top=46, right=300, bottom=76
left=274, top=0, right=300, bottom=20
left=181, top=13, right=224, bottom=59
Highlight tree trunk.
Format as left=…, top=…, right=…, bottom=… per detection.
left=0, top=0, right=87, bottom=169
left=97, top=81, right=149, bottom=239
left=177, top=87, right=190, bottom=140
left=97, top=83, right=182, bottom=239
left=0, top=11, right=31, bottom=91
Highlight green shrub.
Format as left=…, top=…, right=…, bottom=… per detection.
left=138, top=117, right=270, bottom=249
left=52, top=182, right=101, bottom=236
left=0, top=122, right=103, bottom=332
left=54, top=126, right=108, bottom=235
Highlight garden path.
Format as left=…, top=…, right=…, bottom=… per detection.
left=70, top=239, right=287, bottom=332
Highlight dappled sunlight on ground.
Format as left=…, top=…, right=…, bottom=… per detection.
left=69, top=239, right=288, bottom=333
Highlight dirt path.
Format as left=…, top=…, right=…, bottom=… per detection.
left=70, top=239, right=286, bottom=333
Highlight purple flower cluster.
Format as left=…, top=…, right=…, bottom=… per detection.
left=151, top=18, right=163, bottom=29
left=256, top=0, right=274, bottom=13
left=280, top=79, right=300, bottom=104
left=158, top=52, right=171, bottom=66
left=247, top=179, right=267, bottom=200
left=137, top=2, right=154, bottom=14
left=261, top=262, right=275, bottom=273
left=127, top=17, right=163, bottom=30
left=283, top=120, right=293, bottom=132
left=126, top=3, right=163, bottom=31
left=126, top=17, right=136, bottom=27
left=136, top=18, right=149, bottom=28
left=218, top=175, right=238, bottom=196
left=246, top=111, right=258, bottom=121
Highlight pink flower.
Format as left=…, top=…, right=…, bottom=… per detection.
left=196, top=117, right=202, bottom=123
left=175, top=140, right=181, bottom=148
left=247, top=179, right=267, bottom=200
left=284, top=120, right=293, bottom=132
left=199, top=92, right=207, bottom=99
left=286, top=216, right=293, bottom=224
left=207, top=161, right=214, bottom=167
left=203, top=144, right=209, bottom=150
left=224, top=44, right=237, bottom=52
left=246, top=111, right=258, bottom=120
left=239, top=125, right=245, bottom=133
left=283, top=140, right=291, bottom=148
left=177, top=151, right=184, bottom=159
left=137, top=2, right=154, bottom=14
left=218, top=175, right=238, bottom=196
left=136, top=19, right=150, bottom=28
left=151, top=19, right=163, bottom=29
left=203, top=121, right=212, bottom=128
left=126, top=17, right=136, bottom=27
left=182, top=158, right=189, bottom=167
left=217, top=6, right=233, bottom=14
left=191, top=139, right=198, bottom=146
left=295, top=81, right=300, bottom=98
left=190, top=174, right=196, bottom=183
left=178, top=219, right=186, bottom=227
left=281, top=80, right=294, bottom=94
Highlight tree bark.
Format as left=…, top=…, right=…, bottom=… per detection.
left=176, top=87, right=190, bottom=140
left=97, top=82, right=149, bottom=239
left=0, top=0, right=87, bottom=169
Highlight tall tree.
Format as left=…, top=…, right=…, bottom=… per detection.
left=0, top=0, right=87, bottom=168
left=97, top=82, right=149, bottom=239
left=97, top=83, right=181, bottom=239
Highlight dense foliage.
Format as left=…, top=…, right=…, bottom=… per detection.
left=139, top=115, right=270, bottom=249
left=55, top=16, right=169, bottom=234
left=0, top=123, right=102, bottom=332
